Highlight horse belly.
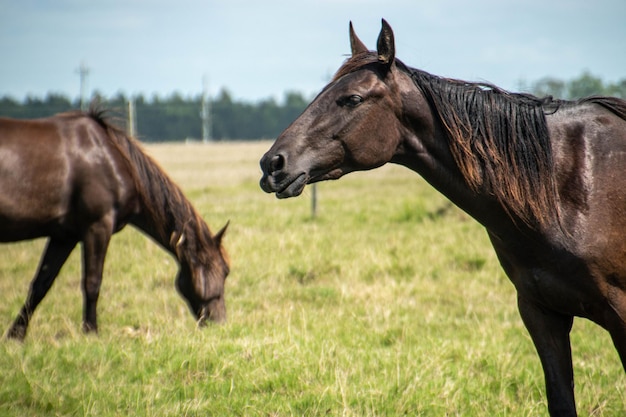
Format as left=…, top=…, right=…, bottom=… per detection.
left=0, top=195, right=71, bottom=242
left=0, top=147, right=72, bottom=241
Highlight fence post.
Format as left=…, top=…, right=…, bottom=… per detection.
left=311, top=183, right=318, bottom=219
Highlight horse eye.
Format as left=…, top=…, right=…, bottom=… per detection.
left=348, top=95, right=363, bottom=106
left=338, top=95, right=363, bottom=108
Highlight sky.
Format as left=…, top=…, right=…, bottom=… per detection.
left=1, top=0, right=625, bottom=103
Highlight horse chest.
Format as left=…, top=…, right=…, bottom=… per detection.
left=515, top=267, right=592, bottom=313
left=490, top=235, right=605, bottom=317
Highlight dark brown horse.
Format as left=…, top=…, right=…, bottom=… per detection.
left=1, top=108, right=229, bottom=340
left=260, top=20, right=626, bottom=416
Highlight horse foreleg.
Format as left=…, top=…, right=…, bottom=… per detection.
left=517, top=295, right=577, bottom=417
left=608, top=324, right=626, bottom=373
left=7, top=238, right=77, bottom=340
left=81, top=216, right=113, bottom=334
left=604, top=292, right=626, bottom=372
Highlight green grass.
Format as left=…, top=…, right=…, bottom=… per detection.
left=1, top=141, right=624, bottom=416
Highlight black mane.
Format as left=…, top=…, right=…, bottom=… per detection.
left=399, top=61, right=560, bottom=229
left=87, top=108, right=215, bottom=254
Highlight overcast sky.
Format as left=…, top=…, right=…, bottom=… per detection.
left=1, top=0, right=625, bottom=103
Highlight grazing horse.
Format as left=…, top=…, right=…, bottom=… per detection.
left=1, top=108, right=229, bottom=340
left=259, top=20, right=626, bottom=416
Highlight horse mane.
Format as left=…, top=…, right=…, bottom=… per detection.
left=85, top=106, right=216, bottom=255
left=580, top=96, right=626, bottom=120
left=335, top=52, right=562, bottom=229
left=411, top=73, right=626, bottom=230
left=406, top=65, right=560, bottom=229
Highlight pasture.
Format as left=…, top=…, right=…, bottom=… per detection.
left=1, top=141, right=624, bottom=416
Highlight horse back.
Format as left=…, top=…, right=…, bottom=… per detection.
left=0, top=114, right=138, bottom=242
left=550, top=100, right=626, bottom=232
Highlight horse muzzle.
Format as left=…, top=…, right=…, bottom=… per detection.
left=259, top=152, right=308, bottom=198
left=198, top=297, right=226, bottom=326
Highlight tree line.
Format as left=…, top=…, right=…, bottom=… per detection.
left=1, top=71, right=625, bottom=142
left=0, top=89, right=310, bottom=142
left=522, top=71, right=626, bottom=101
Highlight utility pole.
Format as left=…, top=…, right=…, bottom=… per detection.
left=76, top=61, right=90, bottom=111
left=201, top=75, right=212, bottom=143
left=127, top=97, right=137, bottom=137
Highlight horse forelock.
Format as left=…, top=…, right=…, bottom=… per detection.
left=332, top=52, right=381, bottom=82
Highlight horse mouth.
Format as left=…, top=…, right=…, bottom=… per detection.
left=311, top=168, right=343, bottom=183
left=197, top=297, right=226, bottom=325
left=263, top=168, right=344, bottom=199
left=276, top=173, right=308, bottom=199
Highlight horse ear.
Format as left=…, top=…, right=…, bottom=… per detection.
left=349, top=21, right=368, bottom=56
left=214, top=221, right=229, bottom=246
left=376, top=18, right=395, bottom=66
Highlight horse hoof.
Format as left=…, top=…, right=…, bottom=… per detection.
left=6, top=326, right=27, bottom=341
left=82, top=323, right=98, bottom=334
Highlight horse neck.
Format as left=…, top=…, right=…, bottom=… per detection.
left=133, top=203, right=195, bottom=255
left=95, top=114, right=213, bottom=258
left=393, top=131, right=511, bottom=231
left=390, top=76, right=522, bottom=234
left=401, top=141, right=529, bottom=237
left=121, top=147, right=206, bottom=258
left=136, top=183, right=214, bottom=262
left=393, top=67, right=558, bottom=235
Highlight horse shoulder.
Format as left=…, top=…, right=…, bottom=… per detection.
left=65, top=116, right=140, bottom=226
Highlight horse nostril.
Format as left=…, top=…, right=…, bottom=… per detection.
left=269, top=154, right=285, bottom=174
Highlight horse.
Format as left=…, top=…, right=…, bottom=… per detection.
left=0, top=107, right=230, bottom=340
left=259, top=19, right=626, bottom=416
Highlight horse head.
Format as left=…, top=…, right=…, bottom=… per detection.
left=172, top=221, right=230, bottom=325
left=260, top=19, right=426, bottom=198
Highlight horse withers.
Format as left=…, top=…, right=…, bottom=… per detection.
left=0, top=108, right=229, bottom=340
left=260, top=19, right=626, bottom=416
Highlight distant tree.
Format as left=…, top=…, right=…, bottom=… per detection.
left=210, top=88, right=237, bottom=140
left=607, top=79, right=626, bottom=99
left=282, top=91, right=308, bottom=125
left=526, top=71, right=626, bottom=100
left=208, top=90, right=310, bottom=140
left=109, top=92, right=128, bottom=106
left=567, top=71, right=605, bottom=99
left=530, top=77, right=566, bottom=99
left=0, top=93, right=73, bottom=118
left=0, top=96, right=26, bottom=118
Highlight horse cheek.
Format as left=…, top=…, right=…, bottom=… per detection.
left=353, top=118, right=397, bottom=167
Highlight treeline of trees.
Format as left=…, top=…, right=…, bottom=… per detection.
left=521, top=70, right=626, bottom=101
left=0, top=89, right=311, bottom=142
left=1, top=71, right=625, bottom=142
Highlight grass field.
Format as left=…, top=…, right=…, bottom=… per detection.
left=1, top=141, right=624, bottom=416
